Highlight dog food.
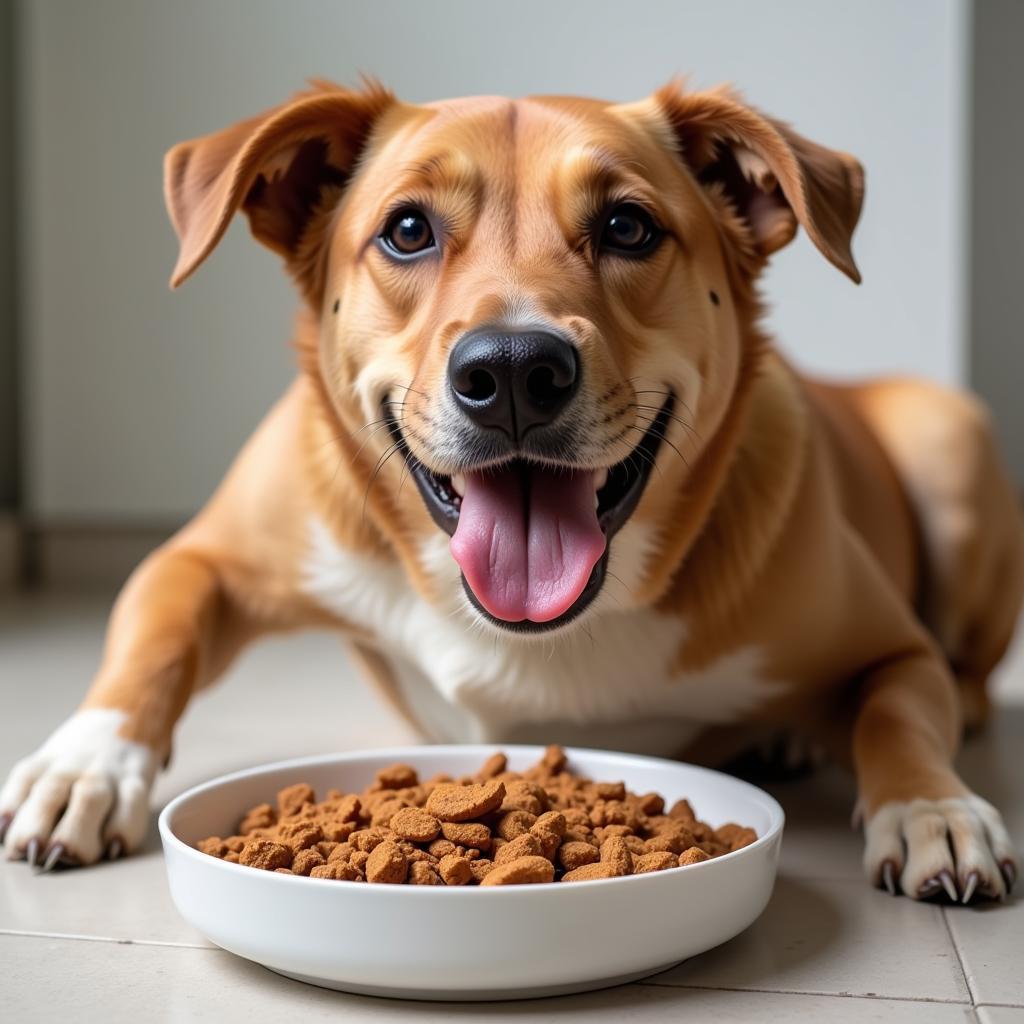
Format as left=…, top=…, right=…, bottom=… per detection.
left=196, top=746, right=757, bottom=885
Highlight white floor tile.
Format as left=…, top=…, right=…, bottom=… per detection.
left=976, top=1008, right=1024, bottom=1024
left=945, top=898, right=1024, bottom=1008
left=0, top=934, right=975, bottom=1023
left=650, top=874, right=970, bottom=1002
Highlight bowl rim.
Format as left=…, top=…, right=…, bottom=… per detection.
left=158, top=743, right=785, bottom=895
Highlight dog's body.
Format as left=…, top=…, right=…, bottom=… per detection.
left=3, top=83, right=1021, bottom=900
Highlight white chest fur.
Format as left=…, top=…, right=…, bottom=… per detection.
left=302, top=518, right=780, bottom=755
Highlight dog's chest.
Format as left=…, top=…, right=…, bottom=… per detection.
left=302, top=519, right=778, bottom=754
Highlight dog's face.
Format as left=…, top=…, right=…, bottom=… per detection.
left=166, top=82, right=863, bottom=636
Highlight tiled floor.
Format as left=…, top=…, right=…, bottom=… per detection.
left=1, top=590, right=1022, bottom=1022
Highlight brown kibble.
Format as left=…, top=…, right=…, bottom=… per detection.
left=600, top=836, right=633, bottom=876
left=478, top=752, right=507, bottom=778
left=409, top=861, right=443, bottom=885
left=541, top=745, right=567, bottom=772
left=716, top=823, right=758, bottom=851
left=469, top=858, right=494, bottom=883
left=366, top=840, right=408, bottom=884
left=480, top=855, right=554, bottom=886
left=438, top=854, right=473, bottom=885
left=276, top=821, right=324, bottom=851
left=390, top=807, right=441, bottom=843
left=376, top=763, right=419, bottom=790
left=500, top=780, right=545, bottom=815
left=197, top=837, right=228, bottom=858
left=562, top=808, right=591, bottom=829
left=634, top=851, right=678, bottom=874
left=668, top=798, right=696, bottom=822
left=327, top=842, right=354, bottom=864
left=369, top=797, right=408, bottom=828
left=206, top=749, right=754, bottom=887
left=637, top=792, right=665, bottom=816
left=425, top=780, right=505, bottom=822
left=679, top=846, right=712, bottom=866
left=350, top=827, right=392, bottom=853
left=440, top=821, right=491, bottom=850
left=316, top=841, right=339, bottom=860
left=238, top=803, right=276, bottom=835
left=595, top=824, right=633, bottom=842
left=558, top=841, right=600, bottom=871
left=530, top=811, right=566, bottom=859
left=239, top=839, right=292, bottom=871
left=494, top=832, right=543, bottom=865
left=291, top=849, right=325, bottom=876
left=277, top=783, right=316, bottom=818
left=561, top=862, right=618, bottom=882
left=319, top=819, right=355, bottom=843
left=428, top=838, right=458, bottom=859
left=310, top=861, right=360, bottom=881
left=496, top=809, right=537, bottom=840
left=644, top=831, right=689, bottom=856
left=731, top=828, right=757, bottom=851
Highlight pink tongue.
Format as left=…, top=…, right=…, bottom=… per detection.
left=450, top=466, right=606, bottom=623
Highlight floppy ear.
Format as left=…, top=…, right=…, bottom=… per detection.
left=652, top=83, right=864, bottom=283
left=163, top=80, right=394, bottom=294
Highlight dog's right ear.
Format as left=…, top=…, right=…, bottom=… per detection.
left=164, top=81, right=394, bottom=294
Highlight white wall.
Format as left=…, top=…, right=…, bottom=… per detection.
left=18, top=0, right=969, bottom=523
left=969, top=0, right=1024, bottom=485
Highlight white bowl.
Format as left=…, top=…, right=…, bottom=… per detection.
left=159, top=745, right=783, bottom=1001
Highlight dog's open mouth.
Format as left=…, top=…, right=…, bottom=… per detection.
left=388, top=393, right=675, bottom=633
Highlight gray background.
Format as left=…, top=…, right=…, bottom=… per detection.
left=2, top=0, right=1020, bottom=530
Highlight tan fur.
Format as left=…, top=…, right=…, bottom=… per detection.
left=16, top=80, right=1023, bottom=888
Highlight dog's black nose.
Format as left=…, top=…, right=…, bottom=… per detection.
left=448, top=330, right=579, bottom=440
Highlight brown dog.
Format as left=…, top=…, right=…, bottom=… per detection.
left=3, top=80, right=1021, bottom=901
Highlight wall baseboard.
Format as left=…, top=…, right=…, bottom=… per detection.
left=24, top=523, right=178, bottom=590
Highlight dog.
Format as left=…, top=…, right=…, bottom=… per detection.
left=2, top=79, right=1021, bottom=901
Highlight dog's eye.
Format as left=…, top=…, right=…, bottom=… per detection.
left=382, top=209, right=435, bottom=256
left=600, top=204, right=661, bottom=256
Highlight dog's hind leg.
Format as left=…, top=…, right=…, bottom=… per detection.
left=850, top=379, right=1024, bottom=730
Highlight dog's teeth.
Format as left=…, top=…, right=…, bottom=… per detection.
left=594, top=468, right=609, bottom=491
left=451, top=474, right=466, bottom=497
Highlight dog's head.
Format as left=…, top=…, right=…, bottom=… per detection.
left=165, top=80, right=863, bottom=635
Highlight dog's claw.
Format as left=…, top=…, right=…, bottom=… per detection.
left=961, top=871, right=979, bottom=904
left=918, top=876, right=942, bottom=898
left=1003, top=860, right=1019, bottom=892
left=39, top=843, right=64, bottom=874
left=881, top=860, right=898, bottom=896
left=0, top=812, right=11, bottom=843
left=25, top=837, right=40, bottom=868
left=106, top=838, right=123, bottom=862
left=939, top=870, right=959, bottom=903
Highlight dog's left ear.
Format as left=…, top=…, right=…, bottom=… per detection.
left=645, top=83, right=864, bottom=283
left=164, top=80, right=394, bottom=295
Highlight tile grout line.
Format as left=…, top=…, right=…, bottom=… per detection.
left=941, top=905, right=977, bottom=1006
left=637, top=980, right=973, bottom=1005
left=0, top=928, right=215, bottom=951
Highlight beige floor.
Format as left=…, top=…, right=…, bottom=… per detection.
left=1, top=590, right=1022, bottom=1023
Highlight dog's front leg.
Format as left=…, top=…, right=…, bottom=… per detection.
left=853, top=648, right=1018, bottom=901
left=1, top=542, right=250, bottom=868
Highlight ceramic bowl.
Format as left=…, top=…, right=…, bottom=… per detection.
left=159, top=745, right=784, bottom=1000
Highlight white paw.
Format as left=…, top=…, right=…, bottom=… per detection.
left=0, top=709, right=159, bottom=870
left=863, top=795, right=1018, bottom=903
